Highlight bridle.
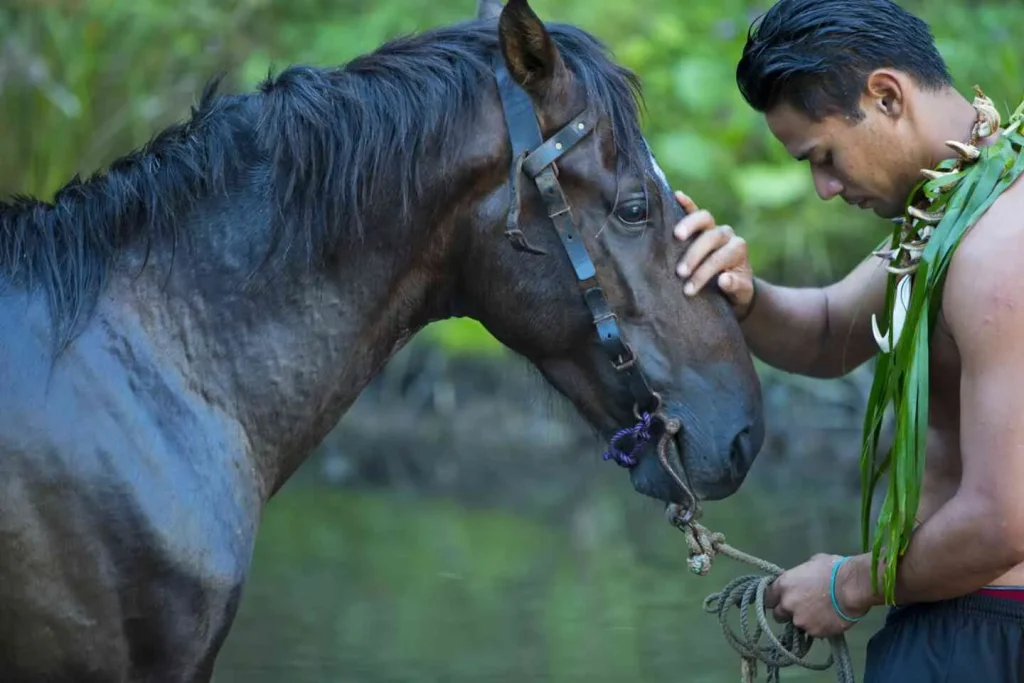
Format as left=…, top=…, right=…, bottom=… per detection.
left=490, top=54, right=699, bottom=523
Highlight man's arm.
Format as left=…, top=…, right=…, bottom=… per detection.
left=740, top=252, right=889, bottom=378
left=840, top=204, right=1024, bottom=610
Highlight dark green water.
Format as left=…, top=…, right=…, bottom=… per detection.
left=213, top=476, right=884, bottom=683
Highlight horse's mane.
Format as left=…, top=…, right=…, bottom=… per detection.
left=0, top=19, right=649, bottom=349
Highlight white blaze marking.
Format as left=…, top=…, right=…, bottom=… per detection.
left=643, top=136, right=671, bottom=192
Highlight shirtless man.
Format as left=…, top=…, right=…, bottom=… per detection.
left=672, top=0, right=1024, bottom=679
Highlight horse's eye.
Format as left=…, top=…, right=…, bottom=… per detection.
left=614, top=200, right=648, bottom=226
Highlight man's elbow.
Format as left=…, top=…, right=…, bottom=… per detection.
left=968, top=492, right=1024, bottom=566
left=996, top=515, right=1024, bottom=566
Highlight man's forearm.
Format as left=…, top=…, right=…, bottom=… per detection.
left=741, top=252, right=887, bottom=378
left=841, top=492, right=1024, bottom=611
left=740, top=277, right=833, bottom=376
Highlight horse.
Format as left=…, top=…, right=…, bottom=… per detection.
left=0, top=0, right=764, bottom=680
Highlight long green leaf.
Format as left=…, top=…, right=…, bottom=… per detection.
left=860, top=91, right=1024, bottom=600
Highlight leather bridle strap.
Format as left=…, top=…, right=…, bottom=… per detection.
left=491, top=55, right=660, bottom=416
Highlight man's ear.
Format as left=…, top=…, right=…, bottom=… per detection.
left=866, top=69, right=906, bottom=118
left=498, top=0, right=568, bottom=99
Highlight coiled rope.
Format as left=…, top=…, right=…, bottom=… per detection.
left=668, top=506, right=857, bottom=683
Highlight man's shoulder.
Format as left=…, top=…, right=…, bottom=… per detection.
left=947, top=170, right=1024, bottom=275
left=942, top=172, right=1024, bottom=344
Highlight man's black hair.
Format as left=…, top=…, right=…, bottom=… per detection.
left=736, top=0, right=953, bottom=121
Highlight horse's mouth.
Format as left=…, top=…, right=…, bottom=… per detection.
left=663, top=430, right=702, bottom=514
left=625, top=422, right=701, bottom=514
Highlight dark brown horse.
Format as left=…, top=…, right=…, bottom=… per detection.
left=0, top=1, right=763, bottom=680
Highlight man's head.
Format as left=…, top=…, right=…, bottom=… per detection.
left=736, top=0, right=956, bottom=218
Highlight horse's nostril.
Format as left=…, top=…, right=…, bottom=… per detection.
left=729, top=426, right=754, bottom=476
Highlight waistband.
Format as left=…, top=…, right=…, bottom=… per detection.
left=886, top=588, right=1024, bottom=625
left=976, top=585, right=1024, bottom=603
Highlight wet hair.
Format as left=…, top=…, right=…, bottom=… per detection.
left=735, top=0, right=952, bottom=121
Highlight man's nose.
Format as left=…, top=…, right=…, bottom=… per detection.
left=813, top=170, right=843, bottom=201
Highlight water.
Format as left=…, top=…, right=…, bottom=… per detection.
left=212, top=472, right=884, bottom=683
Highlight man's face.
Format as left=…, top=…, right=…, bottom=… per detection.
left=764, top=96, right=924, bottom=219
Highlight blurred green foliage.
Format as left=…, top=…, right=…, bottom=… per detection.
left=2, top=0, right=1021, bottom=355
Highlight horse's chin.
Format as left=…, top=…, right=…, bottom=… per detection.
left=626, top=432, right=703, bottom=512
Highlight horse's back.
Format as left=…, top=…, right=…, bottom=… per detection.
left=0, top=286, right=259, bottom=682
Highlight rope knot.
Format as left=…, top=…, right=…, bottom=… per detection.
left=688, top=553, right=713, bottom=576
left=602, top=411, right=655, bottom=467
left=685, top=523, right=724, bottom=576
left=666, top=505, right=723, bottom=575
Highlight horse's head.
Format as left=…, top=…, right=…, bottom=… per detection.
left=456, top=0, right=764, bottom=515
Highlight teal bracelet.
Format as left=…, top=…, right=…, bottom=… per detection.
left=830, top=556, right=864, bottom=623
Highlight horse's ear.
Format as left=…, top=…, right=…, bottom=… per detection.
left=477, top=0, right=503, bottom=20
left=498, top=0, right=566, bottom=97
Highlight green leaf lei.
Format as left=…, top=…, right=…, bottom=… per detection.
left=860, top=87, right=1024, bottom=604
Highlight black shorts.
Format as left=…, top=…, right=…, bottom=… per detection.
left=864, top=591, right=1024, bottom=682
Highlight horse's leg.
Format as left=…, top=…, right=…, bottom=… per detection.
left=169, top=582, right=247, bottom=683
left=120, top=569, right=249, bottom=683
left=0, top=435, right=258, bottom=682
left=100, top=488, right=255, bottom=683
left=0, top=514, right=252, bottom=683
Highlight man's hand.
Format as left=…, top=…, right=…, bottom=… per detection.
left=673, top=191, right=755, bottom=319
left=764, top=553, right=870, bottom=638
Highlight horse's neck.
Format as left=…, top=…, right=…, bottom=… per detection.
left=116, top=190, right=459, bottom=499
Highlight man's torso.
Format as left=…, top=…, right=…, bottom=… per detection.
left=915, top=177, right=1024, bottom=587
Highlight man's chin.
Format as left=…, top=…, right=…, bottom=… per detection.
left=873, top=203, right=904, bottom=220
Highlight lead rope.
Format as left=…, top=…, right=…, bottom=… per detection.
left=603, top=415, right=857, bottom=682
left=666, top=507, right=857, bottom=683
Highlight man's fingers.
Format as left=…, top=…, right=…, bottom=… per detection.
left=673, top=209, right=715, bottom=242
left=762, top=580, right=790, bottom=622
left=725, top=270, right=754, bottom=299
left=682, top=234, right=743, bottom=295
left=671, top=196, right=755, bottom=312
left=676, top=224, right=731, bottom=278
left=763, top=580, right=780, bottom=609
left=674, top=190, right=699, bottom=215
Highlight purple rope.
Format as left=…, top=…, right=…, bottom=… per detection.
left=602, top=412, right=655, bottom=468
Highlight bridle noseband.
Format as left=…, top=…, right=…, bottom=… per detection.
left=490, top=55, right=698, bottom=522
